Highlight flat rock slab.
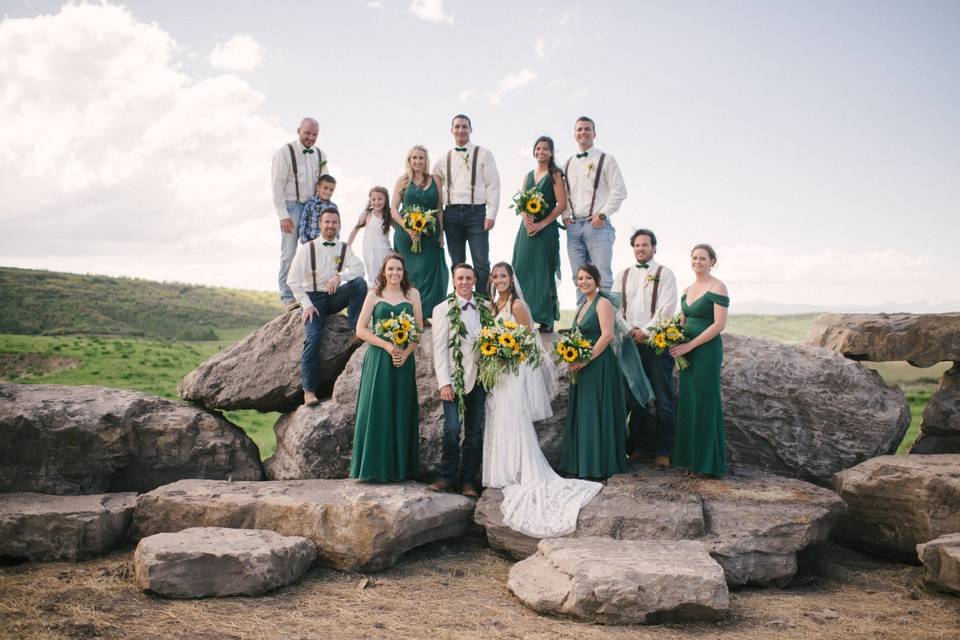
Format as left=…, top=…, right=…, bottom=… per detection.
left=134, top=527, right=316, bottom=598
left=917, top=533, right=960, bottom=595
left=477, top=465, right=844, bottom=587
left=131, top=479, right=475, bottom=572
left=912, top=364, right=960, bottom=454
left=0, top=492, right=137, bottom=561
left=806, top=312, right=960, bottom=367
left=508, top=537, right=729, bottom=624
left=0, top=384, right=263, bottom=495
left=177, top=311, right=355, bottom=413
left=833, top=454, right=960, bottom=562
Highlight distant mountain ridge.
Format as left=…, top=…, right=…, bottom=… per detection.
left=0, top=267, right=282, bottom=340
left=733, top=300, right=960, bottom=315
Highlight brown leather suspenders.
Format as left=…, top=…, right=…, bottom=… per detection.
left=307, top=240, right=348, bottom=292
left=286, top=143, right=324, bottom=203
left=564, top=152, right=607, bottom=218
left=446, top=147, right=481, bottom=205
left=621, top=266, right=663, bottom=320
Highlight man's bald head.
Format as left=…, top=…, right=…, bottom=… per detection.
left=297, top=118, right=319, bottom=148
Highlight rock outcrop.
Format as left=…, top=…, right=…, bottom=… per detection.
left=917, top=533, right=960, bottom=595
left=806, top=312, right=960, bottom=368
left=476, top=465, right=844, bottom=586
left=0, top=492, right=137, bottom=561
left=131, top=479, right=475, bottom=572
left=0, top=384, right=263, bottom=495
left=507, top=537, right=729, bottom=624
left=911, top=364, right=960, bottom=454
left=832, top=454, right=960, bottom=562
left=134, top=527, right=316, bottom=598
left=177, top=311, right=356, bottom=413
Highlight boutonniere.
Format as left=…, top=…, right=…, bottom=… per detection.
left=334, top=254, right=343, bottom=269
left=319, top=159, right=328, bottom=170
left=461, top=153, right=470, bottom=169
left=586, top=162, right=595, bottom=177
left=644, top=273, right=656, bottom=286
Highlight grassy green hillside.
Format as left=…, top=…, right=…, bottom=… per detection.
left=0, top=267, right=281, bottom=340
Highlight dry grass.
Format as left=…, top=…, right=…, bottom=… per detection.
left=1, top=534, right=959, bottom=640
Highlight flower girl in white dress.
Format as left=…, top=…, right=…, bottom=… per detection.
left=483, top=262, right=601, bottom=537
left=346, top=186, right=393, bottom=287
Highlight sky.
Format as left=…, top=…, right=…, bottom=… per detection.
left=1, top=0, right=958, bottom=312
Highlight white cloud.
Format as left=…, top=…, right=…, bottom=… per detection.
left=534, top=35, right=546, bottom=60
left=409, top=0, right=453, bottom=24
left=488, top=69, right=538, bottom=106
left=458, top=88, right=478, bottom=102
left=208, top=33, right=264, bottom=72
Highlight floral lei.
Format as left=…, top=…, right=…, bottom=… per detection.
left=446, top=292, right=494, bottom=420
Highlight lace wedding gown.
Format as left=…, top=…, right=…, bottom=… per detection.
left=482, top=305, right=602, bottom=538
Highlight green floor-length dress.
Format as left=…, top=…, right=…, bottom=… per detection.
left=673, top=291, right=730, bottom=477
left=560, top=295, right=627, bottom=479
left=350, top=300, right=419, bottom=482
left=512, top=171, right=560, bottom=328
left=394, top=179, right=448, bottom=317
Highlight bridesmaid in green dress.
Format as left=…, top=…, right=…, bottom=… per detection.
left=512, top=136, right=567, bottom=333
left=391, top=145, right=448, bottom=320
left=670, top=244, right=730, bottom=478
left=560, top=264, right=627, bottom=480
left=351, top=253, right=423, bottom=482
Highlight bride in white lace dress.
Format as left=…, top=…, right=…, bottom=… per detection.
left=483, top=262, right=601, bottom=538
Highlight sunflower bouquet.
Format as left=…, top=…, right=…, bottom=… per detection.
left=553, top=329, right=593, bottom=384
left=374, top=310, right=421, bottom=348
left=400, top=205, right=438, bottom=253
left=647, top=313, right=689, bottom=370
left=474, top=318, right=543, bottom=390
left=510, top=186, right=549, bottom=220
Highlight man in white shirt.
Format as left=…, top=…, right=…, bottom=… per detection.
left=432, top=114, right=500, bottom=295
left=430, top=263, right=488, bottom=497
left=287, top=210, right=366, bottom=406
left=272, top=117, right=330, bottom=310
left=612, top=229, right=677, bottom=468
left=562, top=116, right=627, bottom=303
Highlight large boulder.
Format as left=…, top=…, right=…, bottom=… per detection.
left=912, top=364, right=960, bottom=454
left=476, top=465, right=844, bottom=587
left=265, top=332, right=565, bottom=480
left=721, top=334, right=910, bottom=486
left=0, top=384, right=263, bottom=495
left=507, top=537, right=729, bottom=624
left=134, top=527, right=316, bottom=598
left=806, top=312, right=960, bottom=368
left=177, top=311, right=355, bottom=413
left=917, top=533, right=960, bottom=595
left=0, top=492, right=137, bottom=561
left=131, top=479, right=475, bottom=572
left=832, top=454, right=960, bottom=562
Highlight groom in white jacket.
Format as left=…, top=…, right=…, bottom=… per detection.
left=431, top=263, right=488, bottom=497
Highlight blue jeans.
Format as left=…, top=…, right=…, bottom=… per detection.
left=565, top=218, right=615, bottom=304
left=300, top=278, right=367, bottom=393
left=626, top=342, right=677, bottom=458
left=279, top=201, right=305, bottom=303
left=439, top=384, right=486, bottom=487
left=443, top=204, right=490, bottom=295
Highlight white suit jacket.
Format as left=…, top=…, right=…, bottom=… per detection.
left=431, top=297, right=485, bottom=394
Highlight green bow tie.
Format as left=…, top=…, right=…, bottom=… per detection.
left=322, top=241, right=336, bottom=247
left=302, top=148, right=314, bottom=154
left=636, top=262, right=649, bottom=269
left=576, top=152, right=589, bottom=159
left=454, top=147, right=468, bottom=152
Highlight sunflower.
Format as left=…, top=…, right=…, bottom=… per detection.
left=526, top=198, right=542, bottom=215
left=410, top=214, right=426, bottom=232
left=480, top=342, right=497, bottom=356
left=394, top=330, right=409, bottom=345
left=578, top=339, right=590, bottom=348
left=480, top=327, right=495, bottom=340
left=400, top=318, right=412, bottom=331
left=654, top=333, right=667, bottom=349
left=556, top=342, right=566, bottom=354
left=665, top=326, right=682, bottom=341
left=498, top=333, right=517, bottom=349
left=563, top=347, right=578, bottom=363
left=503, top=320, right=518, bottom=330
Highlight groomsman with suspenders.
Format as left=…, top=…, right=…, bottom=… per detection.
left=562, top=116, right=627, bottom=303
left=613, top=229, right=678, bottom=468
left=433, top=114, right=501, bottom=295
left=272, top=117, right=329, bottom=310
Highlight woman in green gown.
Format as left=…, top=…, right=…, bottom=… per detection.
left=391, top=145, right=448, bottom=320
left=350, top=253, right=423, bottom=482
left=560, top=264, right=627, bottom=480
left=511, top=136, right=567, bottom=333
left=669, top=244, right=730, bottom=478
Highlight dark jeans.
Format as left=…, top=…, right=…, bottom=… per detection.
left=443, top=204, right=490, bottom=294
left=301, top=277, right=367, bottom=393
left=439, top=383, right=486, bottom=487
left=626, top=342, right=677, bottom=458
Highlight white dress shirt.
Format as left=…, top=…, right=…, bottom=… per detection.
left=613, top=260, right=678, bottom=335
left=455, top=294, right=481, bottom=337
left=286, top=238, right=365, bottom=309
left=432, top=143, right=501, bottom=220
left=431, top=295, right=484, bottom=393
left=270, top=139, right=329, bottom=219
left=563, top=147, right=627, bottom=219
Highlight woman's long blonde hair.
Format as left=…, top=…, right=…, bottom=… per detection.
left=403, top=145, right=431, bottom=190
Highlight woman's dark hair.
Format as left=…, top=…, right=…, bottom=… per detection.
left=532, top=136, right=560, bottom=179
left=577, top=263, right=602, bottom=288
left=355, top=186, right=391, bottom=235
left=691, top=243, right=718, bottom=265
left=375, top=252, right=411, bottom=297
left=630, top=228, right=657, bottom=247
left=488, top=262, right=518, bottom=313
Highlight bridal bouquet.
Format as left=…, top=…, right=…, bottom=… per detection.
left=510, top=186, right=548, bottom=220
left=400, top=206, right=437, bottom=253
left=647, top=313, right=689, bottom=370
left=553, top=329, right=593, bottom=384
left=475, top=319, right=542, bottom=390
left=374, top=310, right=420, bottom=348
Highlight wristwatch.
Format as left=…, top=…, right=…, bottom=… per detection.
left=598, top=213, right=607, bottom=221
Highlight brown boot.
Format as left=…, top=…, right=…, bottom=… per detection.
left=303, top=391, right=320, bottom=406
left=428, top=479, right=450, bottom=493
left=462, top=484, right=479, bottom=499
left=654, top=455, right=670, bottom=469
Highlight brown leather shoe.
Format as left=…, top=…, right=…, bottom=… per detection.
left=462, top=484, right=479, bottom=498
left=629, top=452, right=654, bottom=464
left=303, top=391, right=320, bottom=406
left=654, top=455, right=670, bottom=469
left=428, top=479, right=449, bottom=492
